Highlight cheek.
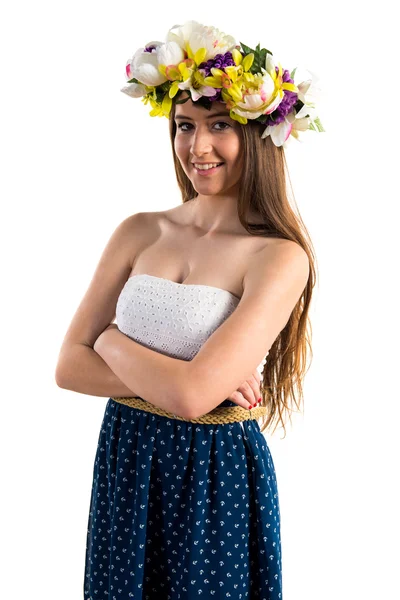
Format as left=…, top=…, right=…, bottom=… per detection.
left=229, top=147, right=243, bottom=174
left=174, top=138, right=189, bottom=169
left=174, top=135, right=187, bottom=154
left=225, top=135, right=242, bottom=165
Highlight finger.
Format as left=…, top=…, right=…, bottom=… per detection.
left=236, top=381, right=258, bottom=405
left=246, top=376, right=261, bottom=403
left=228, top=391, right=253, bottom=410
left=237, top=377, right=260, bottom=402
left=252, top=370, right=261, bottom=386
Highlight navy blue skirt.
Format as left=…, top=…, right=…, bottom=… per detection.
left=83, top=398, right=282, bottom=599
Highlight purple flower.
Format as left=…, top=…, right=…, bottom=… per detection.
left=144, top=45, right=157, bottom=53
left=198, top=52, right=236, bottom=77
left=265, top=68, right=298, bottom=126
left=206, top=89, right=223, bottom=102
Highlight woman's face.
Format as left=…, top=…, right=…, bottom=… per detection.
left=173, top=98, right=244, bottom=197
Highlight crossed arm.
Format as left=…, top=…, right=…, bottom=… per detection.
left=94, top=242, right=310, bottom=420
left=93, top=324, right=191, bottom=418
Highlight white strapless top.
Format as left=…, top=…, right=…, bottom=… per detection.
left=116, top=274, right=268, bottom=372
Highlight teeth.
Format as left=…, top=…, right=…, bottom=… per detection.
left=194, top=163, right=222, bottom=170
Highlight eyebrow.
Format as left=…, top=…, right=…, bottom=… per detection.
left=174, top=111, right=232, bottom=120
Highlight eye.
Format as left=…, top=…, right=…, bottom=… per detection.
left=176, top=122, right=193, bottom=132
left=213, top=121, right=231, bottom=130
left=176, top=120, right=232, bottom=132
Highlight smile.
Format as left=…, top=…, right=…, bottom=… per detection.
left=193, top=163, right=224, bottom=175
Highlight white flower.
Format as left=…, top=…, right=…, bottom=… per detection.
left=127, top=42, right=166, bottom=87
left=167, top=20, right=236, bottom=61
left=120, top=82, right=147, bottom=98
left=261, top=110, right=313, bottom=147
left=294, top=68, right=321, bottom=109
left=179, top=81, right=216, bottom=102
left=289, top=113, right=312, bottom=132
left=156, top=41, right=185, bottom=68
left=261, top=119, right=293, bottom=147
left=232, top=72, right=283, bottom=120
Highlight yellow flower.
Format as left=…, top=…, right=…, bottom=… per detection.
left=230, top=56, right=299, bottom=121
left=202, top=52, right=255, bottom=106
left=158, top=58, right=196, bottom=98
left=143, top=91, right=172, bottom=118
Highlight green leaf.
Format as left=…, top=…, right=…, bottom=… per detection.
left=127, top=77, right=140, bottom=84
left=308, top=116, right=325, bottom=132
left=155, top=88, right=166, bottom=104
left=175, top=95, right=190, bottom=105
left=252, top=48, right=273, bottom=74
left=239, top=41, right=274, bottom=74
left=290, top=67, right=297, bottom=80
left=239, top=41, right=255, bottom=55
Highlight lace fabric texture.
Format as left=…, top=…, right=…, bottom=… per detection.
left=116, top=274, right=268, bottom=370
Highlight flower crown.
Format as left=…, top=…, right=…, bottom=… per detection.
left=121, top=20, right=324, bottom=147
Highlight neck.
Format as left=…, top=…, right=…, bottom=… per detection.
left=188, top=190, right=243, bottom=235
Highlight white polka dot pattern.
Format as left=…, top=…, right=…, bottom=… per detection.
left=115, top=274, right=268, bottom=371
left=83, top=274, right=281, bottom=599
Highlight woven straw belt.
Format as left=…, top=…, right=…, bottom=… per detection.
left=111, top=396, right=267, bottom=424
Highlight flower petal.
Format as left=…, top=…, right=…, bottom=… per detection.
left=199, top=85, right=219, bottom=97
left=169, top=81, right=180, bottom=98
left=190, top=87, right=202, bottom=101
left=293, top=117, right=310, bottom=131
left=157, top=41, right=185, bottom=68
left=259, top=73, right=275, bottom=103
left=233, top=105, right=264, bottom=119
left=194, top=47, right=207, bottom=66
left=242, top=53, right=254, bottom=72
left=271, top=120, right=292, bottom=146
left=132, top=51, right=167, bottom=86
left=177, top=78, right=191, bottom=90
left=230, top=109, right=247, bottom=124
left=161, top=93, right=172, bottom=117
left=264, top=90, right=284, bottom=115
left=232, top=48, right=243, bottom=65
left=282, top=82, right=298, bottom=93
left=203, top=76, right=221, bottom=88
left=265, top=53, right=276, bottom=80
left=120, top=82, right=147, bottom=98
left=261, top=126, right=271, bottom=139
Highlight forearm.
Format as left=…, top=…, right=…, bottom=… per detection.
left=55, top=343, right=140, bottom=398
left=95, top=330, right=189, bottom=418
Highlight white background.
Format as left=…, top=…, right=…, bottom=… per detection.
left=1, top=1, right=399, bottom=598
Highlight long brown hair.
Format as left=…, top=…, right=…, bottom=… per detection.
left=169, top=100, right=318, bottom=438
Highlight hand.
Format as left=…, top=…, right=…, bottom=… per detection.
left=227, top=369, right=262, bottom=410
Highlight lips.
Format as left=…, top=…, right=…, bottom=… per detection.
left=192, top=163, right=224, bottom=176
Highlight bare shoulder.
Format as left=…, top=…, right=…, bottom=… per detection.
left=129, top=208, right=172, bottom=233
left=125, top=210, right=159, bottom=234
left=243, top=238, right=310, bottom=298
left=55, top=210, right=162, bottom=375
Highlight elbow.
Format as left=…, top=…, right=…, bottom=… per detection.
left=55, top=364, right=67, bottom=389
left=173, top=381, right=201, bottom=421
left=55, top=355, right=72, bottom=389
left=170, top=388, right=196, bottom=421
left=175, top=363, right=200, bottom=420
left=178, top=387, right=215, bottom=421
left=54, top=344, right=81, bottom=390
left=175, top=361, right=222, bottom=421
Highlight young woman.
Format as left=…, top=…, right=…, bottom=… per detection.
left=55, top=20, right=321, bottom=600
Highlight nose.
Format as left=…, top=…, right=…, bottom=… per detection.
left=190, top=126, right=213, bottom=158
